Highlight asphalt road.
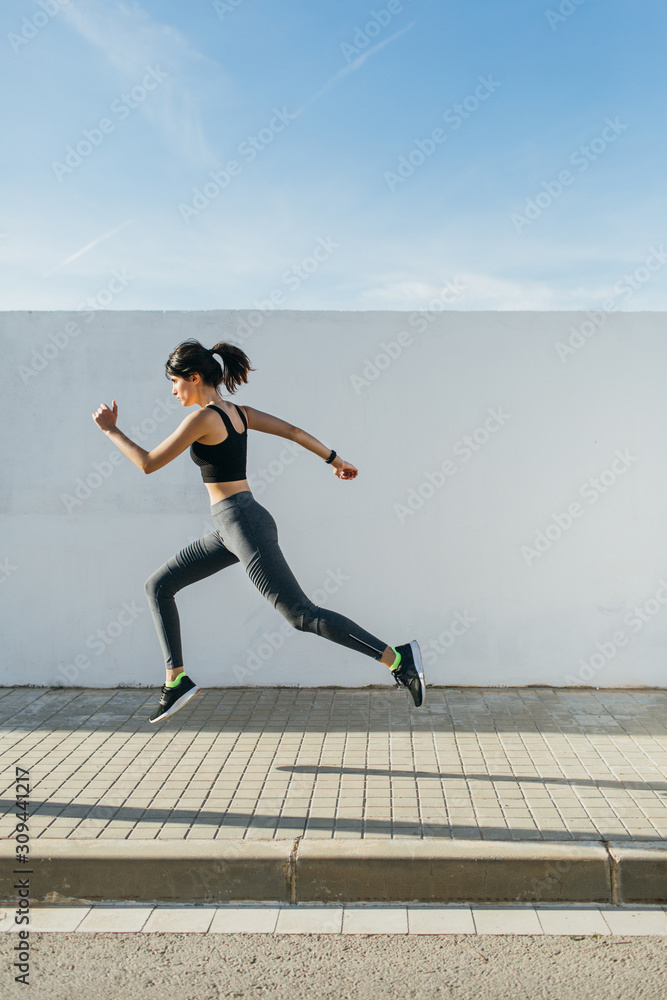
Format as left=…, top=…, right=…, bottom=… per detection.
left=6, top=933, right=667, bottom=999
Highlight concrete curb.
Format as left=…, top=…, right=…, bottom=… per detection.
left=608, top=840, right=667, bottom=904
left=1, top=839, right=665, bottom=905
left=296, top=839, right=611, bottom=904
left=0, top=840, right=293, bottom=905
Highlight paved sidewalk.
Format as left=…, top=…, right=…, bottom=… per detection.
left=1, top=685, right=666, bottom=843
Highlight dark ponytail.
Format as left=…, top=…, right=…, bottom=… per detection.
left=165, top=338, right=255, bottom=396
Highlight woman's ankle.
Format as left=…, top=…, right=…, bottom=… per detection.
left=380, top=646, right=401, bottom=669
left=166, top=669, right=186, bottom=686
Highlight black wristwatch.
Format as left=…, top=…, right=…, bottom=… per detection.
left=325, top=450, right=337, bottom=464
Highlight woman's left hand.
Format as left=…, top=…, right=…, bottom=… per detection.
left=92, top=400, right=118, bottom=432
left=333, top=458, right=358, bottom=480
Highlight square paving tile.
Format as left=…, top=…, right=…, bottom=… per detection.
left=76, top=906, right=155, bottom=932
left=535, top=907, right=611, bottom=936
left=142, top=906, right=216, bottom=933
left=209, top=907, right=281, bottom=933
left=472, top=906, right=543, bottom=935
left=9, top=907, right=92, bottom=932
left=342, top=906, right=408, bottom=934
left=275, top=907, right=343, bottom=934
left=600, top=909, right=667, bottom=936
left=407, top=906, right=475, bottom=934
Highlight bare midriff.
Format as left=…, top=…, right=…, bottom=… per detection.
left=204, top=480, right=251, bottom=504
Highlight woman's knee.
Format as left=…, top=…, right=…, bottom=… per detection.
left=286, top=602, right=320, bottom=634
left=144, top=567, right=171, bottom=601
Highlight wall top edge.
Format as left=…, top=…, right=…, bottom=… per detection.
left=1, top=309, right=666, bottom=316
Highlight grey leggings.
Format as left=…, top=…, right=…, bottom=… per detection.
left=144, top=490, right=388, bottom=672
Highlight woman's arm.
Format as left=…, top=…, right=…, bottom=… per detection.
left=92, top=401, right=209, bottom=474
left=244, top=405, right=358, bottom=480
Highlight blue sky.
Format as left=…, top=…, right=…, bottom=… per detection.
left=2, top=0, right=665, bottom=311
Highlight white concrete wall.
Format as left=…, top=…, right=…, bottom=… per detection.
left=2, top=309, right=665, bottom=689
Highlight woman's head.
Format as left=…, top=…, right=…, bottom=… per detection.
left=165, top=339, right=255, bottom=398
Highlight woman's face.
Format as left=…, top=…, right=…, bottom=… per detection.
left=169, top=374, right=199, bottom=405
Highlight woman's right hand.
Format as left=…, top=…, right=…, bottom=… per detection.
left=332, top=458, right=357, bottom=480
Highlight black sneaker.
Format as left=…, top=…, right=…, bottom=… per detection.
left=391, top=641, right=426, bottom=707
left=148, top=674, right=199, bottom=723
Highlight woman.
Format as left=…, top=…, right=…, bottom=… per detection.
left=92, top=338, right=425, bottom=722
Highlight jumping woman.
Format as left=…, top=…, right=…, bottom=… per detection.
left=91, top=339, right=425, bottom=723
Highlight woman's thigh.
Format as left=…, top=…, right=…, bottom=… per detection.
left=212, top=496, right=312, bottom=615
left=146, top=530, right=240, bottom=595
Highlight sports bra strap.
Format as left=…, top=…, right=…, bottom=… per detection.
left=235, top=403, right=247, bottom=430
left=207, top=403, right=246, bottom=434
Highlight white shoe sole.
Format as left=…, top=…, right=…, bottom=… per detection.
left=148, top=685, right=200, bottom=724
left=408, top=640, right=426, bottom=707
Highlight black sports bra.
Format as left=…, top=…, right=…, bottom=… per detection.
left=189, top=404, right=248, bottom=483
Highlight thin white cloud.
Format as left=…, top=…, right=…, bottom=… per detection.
left=42, top=219, right=133, bottom=277
left=60, top=0, right=234, bottom=168
left=293, top=21, right=417, bottom=117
